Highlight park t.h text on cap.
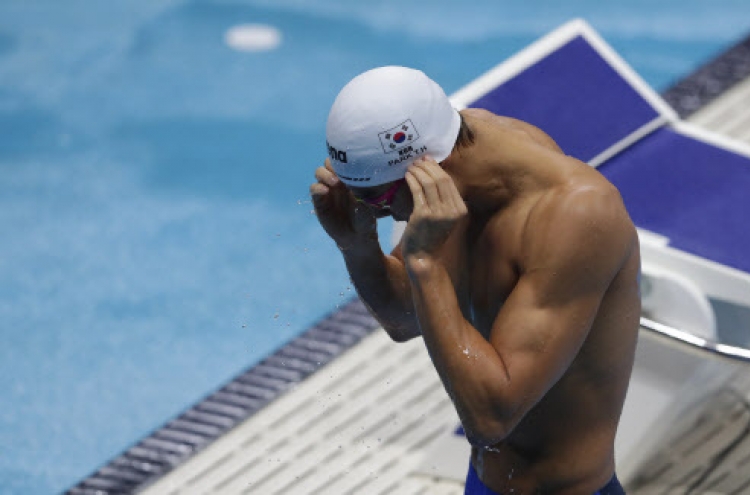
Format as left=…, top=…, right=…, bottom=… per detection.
left=326, top=66, right=461, bottom=187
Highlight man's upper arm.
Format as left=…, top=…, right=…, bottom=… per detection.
left=487, top=187, right=634, bottom=428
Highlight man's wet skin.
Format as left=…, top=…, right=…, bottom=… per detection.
left=313, top=105, right=639, bottom=495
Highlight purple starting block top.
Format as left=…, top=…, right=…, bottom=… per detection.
left=599, top=128, right=750, bottom=274
left=467, top=27, right=750, bottom=275
left=470, top=35, right=663, bottom=163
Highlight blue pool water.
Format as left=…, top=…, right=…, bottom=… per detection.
left=1, top=1, right=749, bottom=493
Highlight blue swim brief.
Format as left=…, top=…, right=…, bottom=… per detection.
left=464, top=463, right=625, bottom=494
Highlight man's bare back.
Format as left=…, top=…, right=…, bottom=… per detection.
left=314, top=69, right=639, bottom=494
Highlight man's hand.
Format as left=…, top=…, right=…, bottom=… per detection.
left=402, top=157, right=468, bottom=261
left=310, top=158, right=377, bottom=250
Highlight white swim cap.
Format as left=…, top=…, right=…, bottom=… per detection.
left=326, top=66, right=462, bottom=187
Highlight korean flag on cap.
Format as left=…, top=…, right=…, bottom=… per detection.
left=379, top=119, right=420, bottom=154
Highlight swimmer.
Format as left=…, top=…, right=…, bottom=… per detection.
left=311, top=66, right=639, bottom=494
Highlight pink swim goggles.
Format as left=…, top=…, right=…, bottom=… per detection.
left=353, top=179, right=405, bottom=209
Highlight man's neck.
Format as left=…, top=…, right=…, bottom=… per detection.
left=456, top=162, right=548, bottom=215
left=445, top=109, right=564, bottom=215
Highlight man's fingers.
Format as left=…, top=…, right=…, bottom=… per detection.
left=325, top=158, right=339, bottom=176
left=310, top=182, right=330, bottom=199
left=405, top=171, right=426, bottom=210
left=412, top=157, right=464, bottom=213
left=311, top=180, right=350, bottom=211
left=415, top=159, right=453, bottom=204
left=408, top=163, right=441, bottom=207
left=428, top=165, right=465, bottom=213
left=316, top=160, right=340, bottom=188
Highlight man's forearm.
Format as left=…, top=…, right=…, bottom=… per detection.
left=341, top=239, right=420, bottom=341
left=406, top=256, right=513, bottom=445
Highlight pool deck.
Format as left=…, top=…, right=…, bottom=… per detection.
left=67, top=31, right=750, bottom=495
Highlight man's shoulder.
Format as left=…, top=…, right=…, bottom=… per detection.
left=540, top=173, right=626, bottom=223
left=494, top=115, right=563, bottom=153
left=522, top=179, right=636, bottom=268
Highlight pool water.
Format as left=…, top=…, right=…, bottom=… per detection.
left=1, top=1, right=749, bottom=493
